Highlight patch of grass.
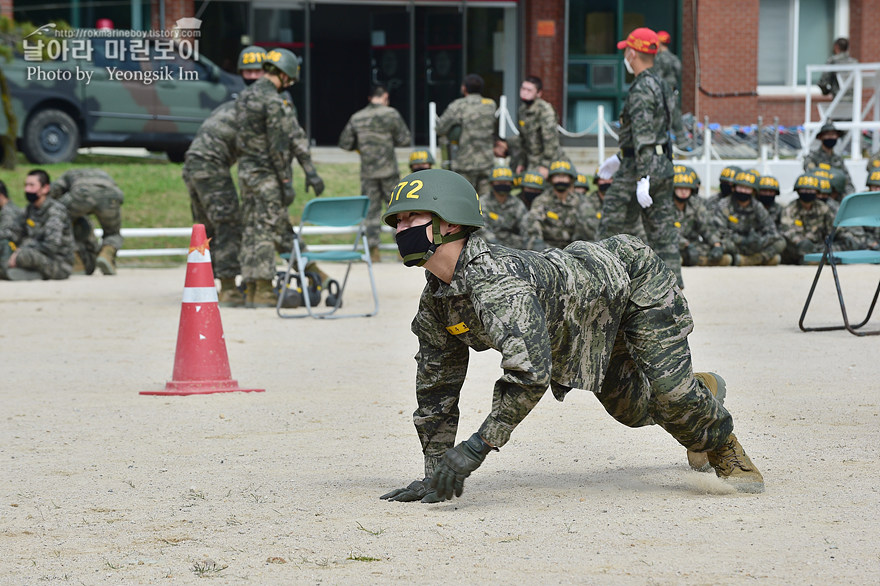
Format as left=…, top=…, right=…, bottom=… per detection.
left=190, top=559, right=227, bottom=577
left=347, top=552, right=381, bottom=562
left=356, top=521, right=385, bottom=536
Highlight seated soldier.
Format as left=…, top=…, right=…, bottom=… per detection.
left=528, top=160, right=593, bottom=250
left=715, top=170, right=784, bottom=266
left=672, top=170, right=730, bottom=266
left=864, top=170, right=880, bottom=250
left=518, top=169, right=546, bottom=210
left=779, top=174, right=861, bottom=264
left=812, top=169, right=839, bottom=213
left=479, top=165, right=543, bottom=250
left=706, top=165, right=741, bottom=212
left=755, top=174, right=783, bottom=228
left=409, top=150, right=435, bottom=172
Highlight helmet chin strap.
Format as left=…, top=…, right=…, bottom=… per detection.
left=413, top=215, right=468, bottom=267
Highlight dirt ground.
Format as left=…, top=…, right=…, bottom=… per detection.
left=2, top=259, right=879, bottom=584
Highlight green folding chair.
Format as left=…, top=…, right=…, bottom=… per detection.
left=276, top=196, right=379, bottom=319
left=799, top=191, right=880, bottom=336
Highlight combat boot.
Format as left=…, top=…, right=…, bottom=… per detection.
left=218, top=278, right=245, bottom=308
left=244, top=281, right=255, bottom=308
left=370, top=246, right=381, bottom=263
left=687, top=372, right=727, bottom=472
left=696, top=254, right=733, bottom=267
left=305, top=262, right=330, bottom=287
left=733, top=253, right=764, bottom=266
left=764, top=254, right=781, bottom=266
left=96, top=245, right=117, bottom=275
left=250, top=279, right=277, bottom=308
left=706, top=433, right=765, bottom=493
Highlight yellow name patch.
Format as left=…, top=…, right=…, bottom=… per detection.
left=728, top=215, right=739, bottom=224
left=446, top=322, right=470, bottom=335
left=674, top=221, right=681, bottom=228
left=547, top=211, right=560, bottom=220
left=488, top=212, right=499, bottom=221
left=795, top=219, right=803, bottom=226
left=26, top=218, right=35, bottom=227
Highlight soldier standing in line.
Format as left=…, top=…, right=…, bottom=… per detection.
left=803, top=122, right=855, bottom=195
left=672, top=171, right=730, bottom=267
left=654, top=31, right=684, bottom=142
left=49, top=168, right=124, bottom=276
left=714, top=170, right=784, bottom=266
left=528, top=160, right=593, bottom=250
left=377, top=169, right=764, bottom=503
left=2, top=170, right=75, bottom=281
left=597, top=28, right=682, bottom=287
left=235, top=48, right=299, bottom=308
left=478, top=165, right=543, bottom=250
left=512, top=76, right=564, bottom=178
left=434, top=74, right=497, bottom=196
left=338, top=84, right=411, bottom=262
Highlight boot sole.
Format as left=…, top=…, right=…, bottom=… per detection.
left=96, top=257, right=116, bottom=275
left=722, top=478, right=765, bottom=494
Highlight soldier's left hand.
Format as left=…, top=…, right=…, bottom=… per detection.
left=282, top=182, right=296, bottom=207
left=430, top=433, right=494, bottom=501
left=636, top=176, right=653, bottom=208
left=306, top=171, right=325, bottom=197
left=380, top=478, right=441, bottom=503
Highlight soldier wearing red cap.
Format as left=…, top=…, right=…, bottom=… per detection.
left=597, top=27, right=682, bottom=287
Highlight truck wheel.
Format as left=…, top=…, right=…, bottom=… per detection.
left=22, top=109, right=80, bottom=164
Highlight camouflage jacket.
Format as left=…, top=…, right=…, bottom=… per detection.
left=8, top=198, right=75, bottom=263
left=582, top=191, right=604, bottom=241
left=715, top=197, right=783, bottom=252
left=435, top=94, right=497, bottom=173
left=49, top=168, right=124, bottom=206
left=338, top=103, right=411, bottom=179
left=0, top=199, right=24, bottom=241
left=528, top=190, right=594, bottom=249
left=410, top=234, right=682, bottom=475
left=478, top=193, right=543, bottom=250
left=675, top=196, right=722, bottom=248
left=185, top=101, right=238, bottom=169
left=760, top=200, right=783, bottom=228
left=617, top=69, right=674, bottom=180
left=515, top=98, right=562, bottom=170
left=287, top=102, right=316, bottom=176
left=653, top=50, right=681, bottom=92
left=803, top=148, right=855, bottom=195
left=235, top=77, right=292, bottom=185
left=817, top=51, right=857, bottom=97
left=779, top=199, right=860, bottom=248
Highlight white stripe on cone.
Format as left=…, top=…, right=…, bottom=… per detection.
left=187, top=250, right=212, bottom=263
left=182, top=287, right=219, bottom=303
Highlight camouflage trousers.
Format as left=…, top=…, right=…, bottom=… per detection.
left=598, top=173, right=683, bottom=288
left=362, top=175, right=400, bottom=250
left=239, top=170, right=292, bottom=282
left=65, top=186, right=124, bottom=251
left=594, top=287, right=733, bottom=452
left=182, top=163, right=242, bottom=279
left=9, top=246, right=72, bottom=280
left=455, top=168, right=492, bottom=197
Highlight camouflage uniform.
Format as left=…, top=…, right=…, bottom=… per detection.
left=514, top=98, right=563, bottom=171
left=182, top=101, right=241, bottom=280
left=867, top=152, right=880, bottom=175
left=411, top=233, right=732, bottom=478
left=598, top=69, right=682, bottom=286
left=478, top=193, right=542, bottom=250
left=49, top=168, right=124, bottom=255
left=235, top=76, right=293, bottom=282
left=803, top=152, right=855, bottom=195
left=652, top=49, right=683, bottom=137
left=675, top=196, right=725, bottom=265
left=582, top=191, right=604, bottom=241
left=817, top=51, right=857, bottom=98
left=528, top=190, right=594, bottom=250
left=435, top=94, right=497, bottom=196
left=338, top=102, right=411, bottom=250
left=0, top=198, right=23, bottom=269
left=2, top=198, right=74, bottom=280
left=715, top=197, right=785, bottom=261
left=779, top=199, right=861, bottom=263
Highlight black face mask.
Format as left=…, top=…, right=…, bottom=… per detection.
left=673, top=194, right=690, bottom=204
left=720, top=182, right=733, bottom=196
left=493, top=184, right=512, bottom=194
left=597, top=183, right=611, bottom=193
left=521, top=190, right=541, bottom=208
left=552, top=182, right=571, bottom=193
left=395, top=220, right=436, bottom=267
left=521, top=98, right=534, bottom=107
left=798, top=191, right=817, bottom=203
left=733, top=191, right=752, bottom=202
left=25, top=190, right=39, bottom=204
left=757, top=195, right=776, bottom=207
left=822, top=138, right=838, bottom=149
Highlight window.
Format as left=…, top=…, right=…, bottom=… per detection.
left=758, top=0, right=841, bottom=87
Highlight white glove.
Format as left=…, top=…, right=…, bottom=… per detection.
left=636, top=176, right=653, bottom=208
left=598, top=154, right=621, bottom=179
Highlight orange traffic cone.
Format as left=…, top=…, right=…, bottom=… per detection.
left=141, top=224, right=264, bottom=396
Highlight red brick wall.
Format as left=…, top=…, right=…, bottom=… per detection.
left=850, top=0, right=880, bottom=63
left=0, top=0, right=12, bottom=20
left=151, top=0, right=195, bottom=31
left=524, top=0, right=565, bottom=118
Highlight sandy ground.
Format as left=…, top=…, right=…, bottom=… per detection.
left=2, top=258, right=879, bottom=585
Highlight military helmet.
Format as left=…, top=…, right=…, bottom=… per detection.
left=409, top=150, right=435, bottom=166
left=867, top=170, right=880, bottom=187
left=673, top=172, right=698, bottom=190
left=757, top=174, right=780, bottom=194
left=816, top=176, right=832, bottom=195
left=794, top=173, right=821, bottom=192
left=548, top=159, right=577, bottom=179
left=720, top=165, right=742, bottom=183
left=827, top=167, right=847, bottom=194
left=263, top=48, right=301, bottom=82
left=490, top=165, right=515, bottom=182
left=520, top=170, right=546, bottom=191
left=818, top=121, right=843, bottom=137
left=237, top=45, right=267, bottom=72
left=812, top=168, right=833, bottom=180
left=733, top=170, right=759, bottom=191
left=575, top=173, right=590, bottom=189
left=382, top=169, right=483, bottom=228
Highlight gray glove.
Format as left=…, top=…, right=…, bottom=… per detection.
left=430, top=433, right=493, bottom=501
left=380, top=478, right=441, bottom=503
left=282, top=181, right=295, bottom=207
left=306, top=171, right=325, bottom=197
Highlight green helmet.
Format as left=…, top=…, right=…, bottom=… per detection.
left=263, top=48, right=301, bottom=82
left=548, top=159, right=577, bottom=179
left=816, top=176, right=832, bottom=195
left=574, top=173, right=590, bottom=189
left=733, top=170, right=759, bottom=191
left=867, top=170, right=880, bottom=187
left=812, top=168, right=833, bottom=181
left=720, top=165, right=742, bottom=183
left=238, top=45, right=267, bottom=72
left=382, top=169, right=483, bottom=229
left=490, top=165, right=515, bottom=183
left=757, top=174, right=780, bottom=194
left=794, top=173, right=821, bottom=192
left=673, top=172, right=698, bottom=191
left=827, top=167, right=847, bottom=194
left=520, top=170, right=546, bottom=191
left=409, top=150, right=435, bottom=167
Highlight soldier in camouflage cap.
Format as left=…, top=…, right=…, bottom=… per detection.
left=597, top=28, right=682, bottom=287
left=803, top=122, right=855, bottom=195
left=528, top=160, right=594, bottom=249
left=518, top=169, right=546, bottom=210
left=435, top=74, right=497, bottom=196
left=339, top=84, right=412, bottom=261
left=512, top=76, right=565, bottom=177
left=672, top=171, right=730, bottom=266
left=715, top=170, right=784, bottom=266
left=478, top=165, right=543, bottom=250
left=378, top=168, right=765, bottom=503
left=409, top=150, right=435, bottom=172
